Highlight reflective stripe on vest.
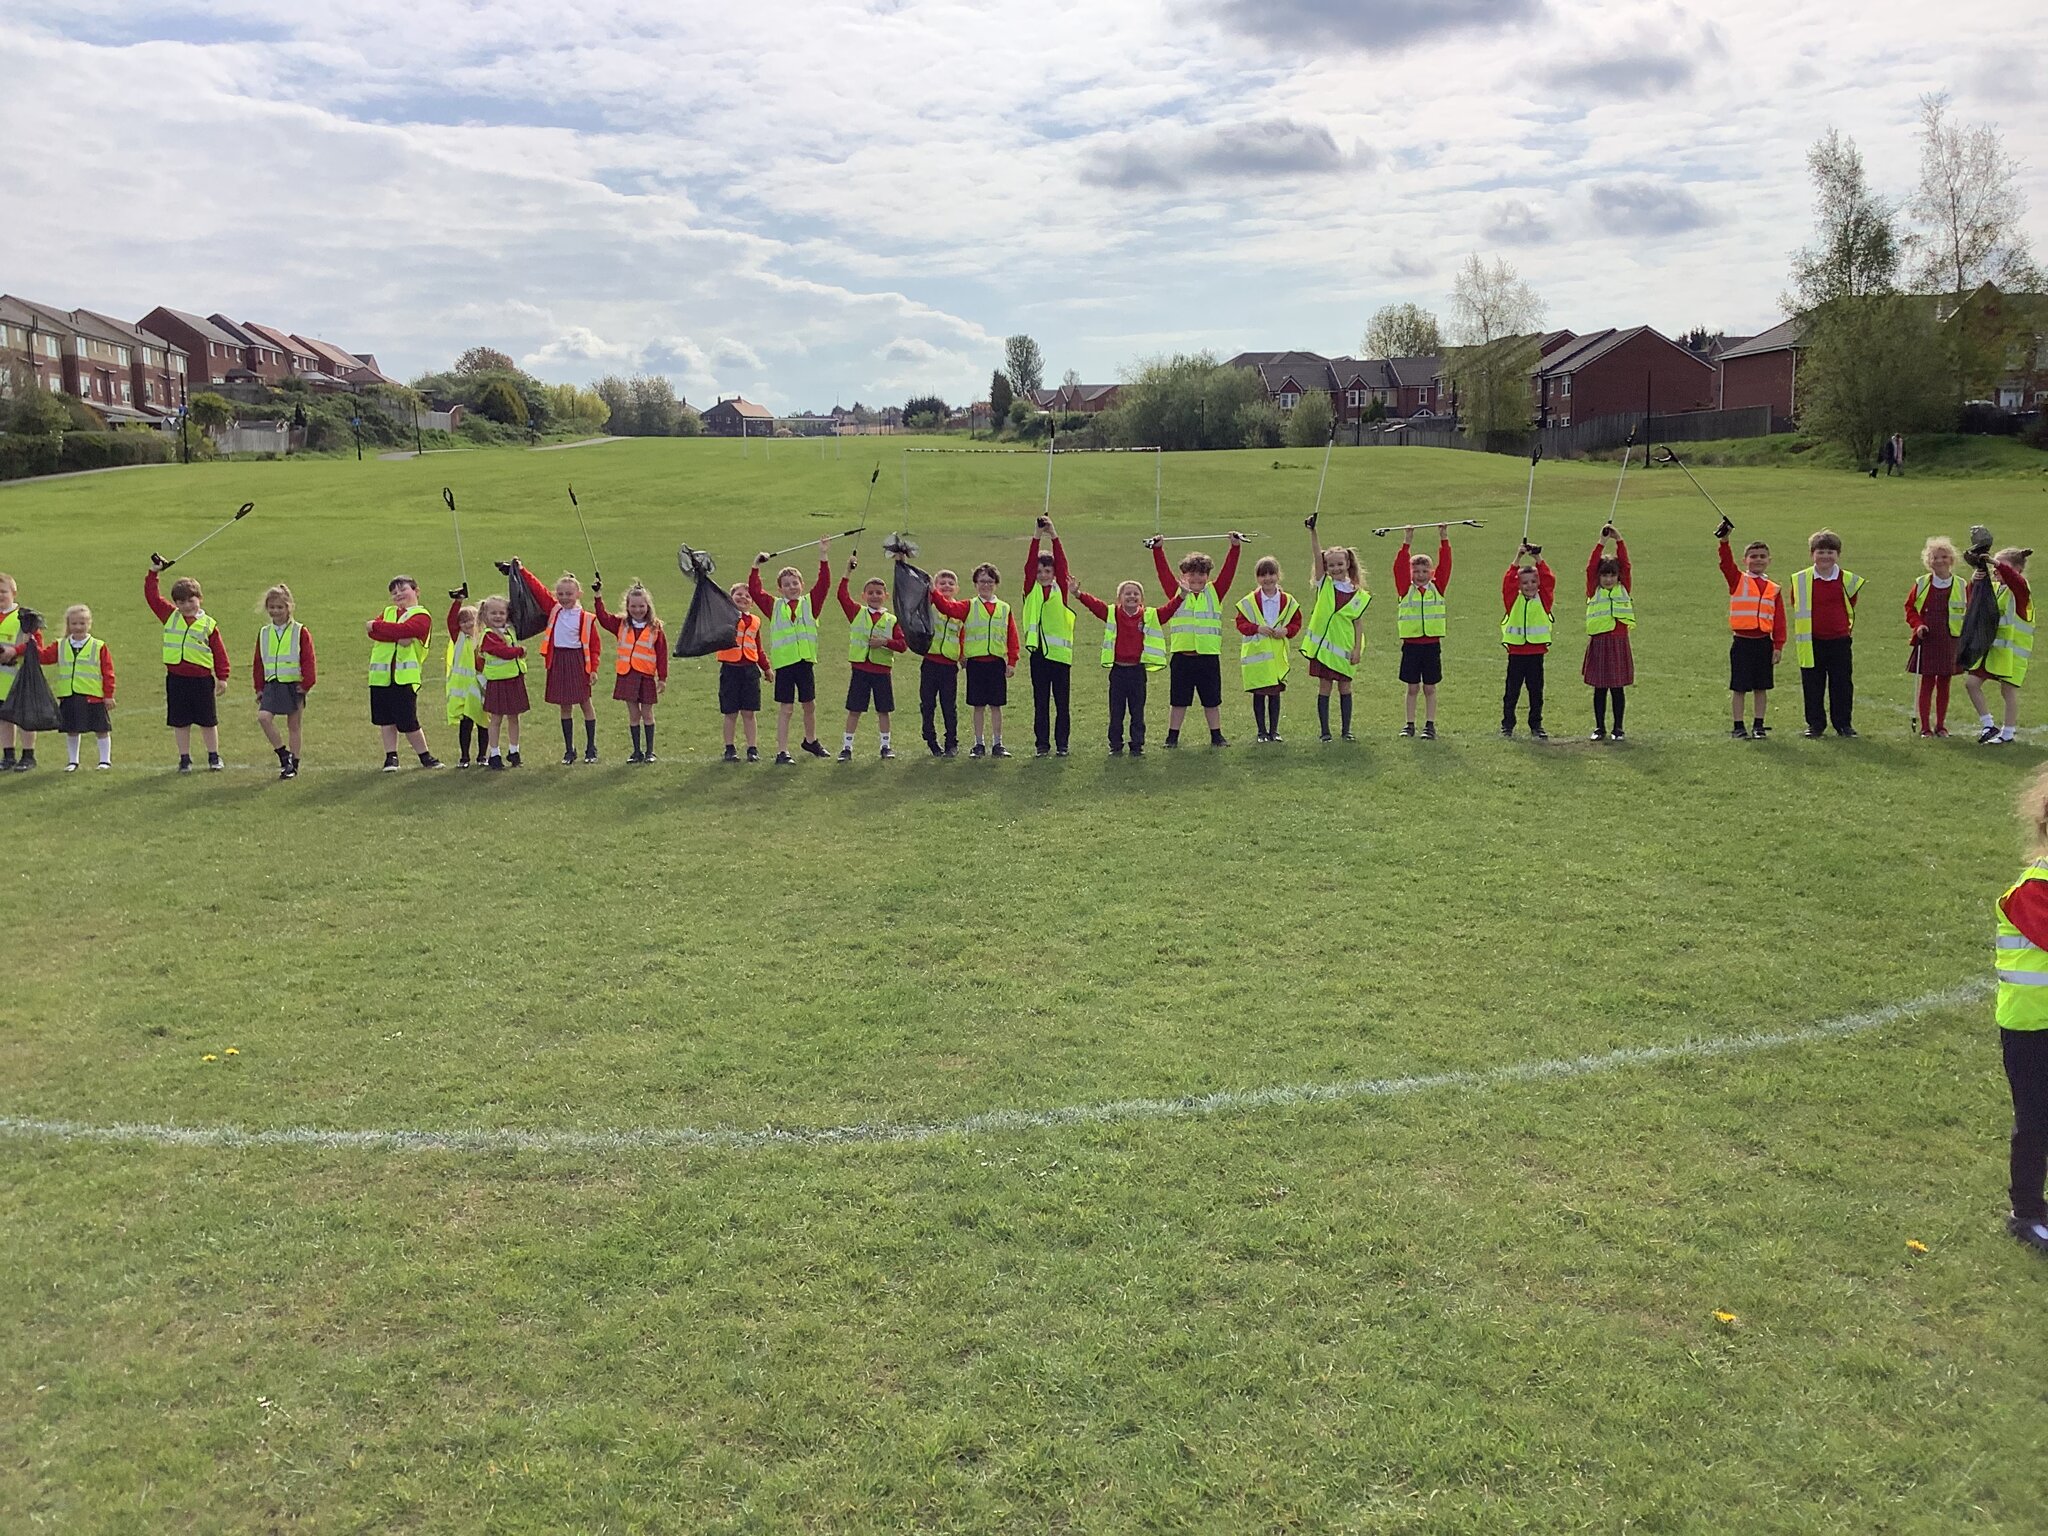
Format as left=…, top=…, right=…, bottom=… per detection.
left=1396, top=585, right=1446, bottom=639
left=446, top=631, right=485, bottom=696
left=1099, top=607, right=1167, bottom=670
left=54, top=635, right=106, bottom=700
left=367, top=605, right=427, bottom=686
left=259, top=622, right=303, bottom=683
left=1300, top=581, right=1370, bottom=677
left=1168, top=586, right=1223, bottom=654
left=930, top=607, right=965, bottom=662
left=614, top=622, right=663, bottom=676
left=847, top=608, right=898, bottom=665
left=963, top=599, right=1011, bottom=659
left=1996, top=863, right=2048, bottom=1030
left=1020, top=584, right=1076, bottom=663
left=1791, top=567, right=1863, bottom=667
left=0, top=610, right=19, bottom=695
left=1236, top=591, right=1299, bottom=689
left=1911, top=573, right=1967, bottom=638
left=162, top=610, right=218, bottom=670
left=1728, top=574, right=1779, bottom=636
left=1500, top=595, right=1554, bottom=649
left=717, top=614, right=763, bottom=665
left=1585, top=585, right=1635, bottom=635
left=767, top=598, right=818, bottom=667
left=480, top=635, right=527, bottom=680
left=1987, top=582, right=2034, bottom=688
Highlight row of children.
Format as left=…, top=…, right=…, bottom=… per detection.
left=0, top=521, right=2031, bottom=771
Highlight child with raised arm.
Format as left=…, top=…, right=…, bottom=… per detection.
left=1717, top=526, right=1784, bottom=739
left=366, top=574, right=441, bottom=771
left=717, top=582, right=771, bottom=762
left=747, top=541, right=833, bottom=765
left=44, top=604, right=115, bottom=771
left=1993, top=764, right=2048, bottom=1255
left=1905, top=536, right=1965, bottom=738
left=1582, top=522, right=1634, bottom=741
left=1074, top=576, right=1181, bottom=754
left=0, top=572, right=44, bottom=770
left=1299, top=523, right=1369, bottom=742
left=513, top=565, right=602, bottom=762
left=146, top=557, right=231, bottom=771
left=1235, top=556, right=1301, bottom=742
left=1965, top=541, right=2033, bottom=745
left=1500, top=542, right=1556, bottom=739
left=958, top=562, right=1018, bottom=757
left=596, top=578, right=667, bottom=762
left=1791, top=529, right=1863, bottom=738
left=916, top=565, right=965, bottom=756
left=444, top=589, right=485, bottom=767
left=475, top=594, right=529, bottom=770
left=1150, top=532, right=1245, bottom=747
left=837, top=553, right=908, bottom=759
left=1394, top=525, right=1452, bottom=738
left=1022, top=519, right=1079, bottom=755
left=253, top=583, right=317, bottom=779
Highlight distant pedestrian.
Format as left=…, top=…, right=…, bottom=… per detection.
left=1889, top=432, right=1905, bottom=476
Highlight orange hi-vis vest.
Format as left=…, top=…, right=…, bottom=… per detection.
left=613, top=621, right=663, bottom=676
left=1728, top=574, right=1779, bottom=636
left=718, top=613, right=764, bottom=666
left=541, top=608, right=599, bottom=674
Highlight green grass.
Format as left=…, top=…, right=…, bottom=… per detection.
left=1589, top=430, right=2048, bottom=475
left=4, top=438, right=2047, bottom=1532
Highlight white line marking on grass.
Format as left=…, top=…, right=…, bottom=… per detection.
left=0, top=982, right=1990, bottom=1157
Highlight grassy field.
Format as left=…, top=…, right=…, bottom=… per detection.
left=4, top=436, right=2047, bottom=1532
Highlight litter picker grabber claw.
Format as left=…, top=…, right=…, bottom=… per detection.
left=1654, top=446, right=1733, bottom=527
left=443, top=486, right=468, bottom=591
left=1520, top=442, right=1542, bottom=547
left=1369, top=519, right=1485, bottom=538
left=1148, top=531, right=1260, bottom=544
left=567, top=484, right=599, bottom=585
left=1303, top=423, right=1337, bottom=531
left=1607, top=428, right=1635, bottom=524
left=152, top=502, right=253, bottom=568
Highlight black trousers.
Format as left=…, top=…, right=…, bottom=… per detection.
left=1108, top=664, right=1147, bottom=748
left=919, top=658, right=958, bottom=749
left=2005, top=1028, right=2048, bottom=1220
left=1801, top=636, right=1854, bottom=732
left=1502, top=653, right=1545, bottom=730
left=1030, top=652, right=1071, bottom=751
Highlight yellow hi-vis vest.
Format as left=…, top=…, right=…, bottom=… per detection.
left=767, top=597, right=819, bottom=667
left=931, top=606, right=965, bottom=662
left=54, top=636, right=107, bottom=700
left=1987, top=579, right=2034, bottom=688
left=1910, top=574, right=1966, bottom=638
left=367, top=605, right=428, bottom=687
left=847, top=607, right=899, bottom=665
left=1790, top=566, right=1864, bottom=668
left=963, top=598, right=1011, bottom=660
left=1396, top=583, right=1446, bottom=639
left=1167, top=585, right=1223, bottom=654
left=1500, top=594, right=1554, bottom=649
left=1236, top=590, right=1299, bottom=689
left=1996, top=862, right=2048, bottom=1030
left=1585, top=585, right=1635, bottom=635
left=1098, top=606, right=1167, bottom=670
left=445, top=631, right=486, bottom=724
left=1299, top=581, right=1369, bottom=678
left=162, top=610, right=218, bottom=670
left=1019, top=583, right=1076, bottom=664
left=0, top=608, right=22, bottom=701
left=258, top=621, right=304, bottom=683
left=480, top=634, right=527, bottom=681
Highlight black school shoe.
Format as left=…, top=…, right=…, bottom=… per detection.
left=723, top=745, right=738, bottom=761
left=801, top=739, right=830, bottom=758
left=561, top=749, right=577, bottom=765
left=1836, top=727, right=1858, bottom=738
left=1421, top=722, right=1436, bottom=739
left=775, top=751, right=795, bottom=764
left=1530, top=727, right=1548, bottom=740
left=2009, top=1213, right=2048, bottom=1254
left=583, top=745, right=599, bottom=763
left=1801, top=727, right=1824, bottom=738
left=1730, top=724, right=1748, bottom=739
left=746, top=747, right=760, bottom=762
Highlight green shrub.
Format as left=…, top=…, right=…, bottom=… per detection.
left=58, top=431, right=175, bottom=472
left=476, top=379, right=525, bottom=425
left=0, top=433, right=62, bottom=480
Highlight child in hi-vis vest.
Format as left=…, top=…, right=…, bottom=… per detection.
left=748, top=543, right=832, bottom=765
left=147, top=558, right=231, bottom=772
left=1234, top=556, right=1301, bottom=743
left=1150, top=534, right=1244, bottom=747
left=1074, top=578, right=1180, bottom=754
left=596, top=579, right=667, bottom=763
left=476, top=594, right=529, bottom=770
left=1582, top=524, right=1634, bottom=741
left=837, top=555, right=908, bottom=760
left=44, top=603, right=114, bottom=771
left=254, top=583, right=316, bottom=779
left=717, top=582, right=771, bottom=762
left=0, top=571, right=44, bottom=771
left=1718, top=531, right=1784, bottom=740
left=956, top=562, right=1018, bottom=757
left=1905, top=536, right=1965, bottom=738
left=1500, top=544, right=1556, bottom=739
left=365, top=574, right=440, bottom=771
left=1394, top=526, right=1452, bottom=738
left=1790, top=528, right=1862, bottom=738
left=1299, top=527, right=1369, bottom=743
left=1994, top=763, right=2048, bottom=1255
left=1022, top=522, right=1079, bottom=756
left=1964, top=543, right=2033, bottom=746
left=444, top=592, right=485, bottom=767
left=916, top=566, right=965, bottom=757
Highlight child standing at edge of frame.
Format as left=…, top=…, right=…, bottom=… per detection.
left=365, top=574, right=441, bottom=771
left=1965, top=540, right=2034, bottom=746
left=958, top=561, right=1018, bottom=757
left=1905, top=536, right=1965, bottom=738
left=512, top=564, right=602, bottom=763
left=1235, top=555, right=1301, bottom=742
left=1074, top=576, right=1181, bottom=755
left=476, top=594, right=529, bottom=770
left=1500, top=541, right=1556, bottom=739
left=1791, top=528, right=1863, bottom=738
left=915, top=564, right=965, bottom=757
left=443, top=587, right=486, bottom=768
left=0, top=572, right=44, bottom=770
left=1394, top=525, right=1452, bottom=739
left=253, top=583, right=316, bottom=780
left=1150, top=532, right=1244, bottom=747
left=1717, top=524, right=1784, bottom=740
left=717, top=581, right=771, bottom=762
left=747, top=540, right=833, bottom=765
left=1992, top=763, right=2048, bottom=1256
left=43, top=604, right=115, bottom=771
left=1583, top=521, right=1635, bottom=742
left=837, top=552, right=908, bottom=760
left=1022, top=519, right=1079, bottom=756
left=596, top=578, right=666, bottom=763
left=146, top=556, right=230, bottom=772
left=1299, top=524, right=1369, bottom=743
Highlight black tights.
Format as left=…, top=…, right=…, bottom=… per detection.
left=457, top=718, right=476, bottom=759
left=1252, top=694, right=1283, bottom=735
left=1593, top=687, right=1628, bottom=732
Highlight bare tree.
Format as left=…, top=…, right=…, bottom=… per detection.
left=1443, top=256, right=1545, bottom=438
left=1906, top=93, right=2040, bottom=302
left=1448, top=254, right=1546, bottom=345
left=1362, top=303, right=1443, bottom=359
left=1004, top=335, right=1044, bottom=398
left=1786, top=129, right=1899, bottom=311
left=1061, top=367, right=1082, bottom=391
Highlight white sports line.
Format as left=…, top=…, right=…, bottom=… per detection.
left=0, top=982, right=1989, bottom=1157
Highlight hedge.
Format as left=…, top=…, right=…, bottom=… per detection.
left=0, top=429, right=177, bottom=481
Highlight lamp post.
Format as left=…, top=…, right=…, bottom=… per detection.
left=349, top=390, right=363, bottom=462
left=414, top=397, right=424, bottom=459
left=178, top=402, right=189, bottom=465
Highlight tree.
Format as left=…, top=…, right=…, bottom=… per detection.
left=1443, top=255, right=1545, bottom=439
left=476, top=379, right=525, bottom=425
left=904, top=394, right=950, bottom=431
left=989, top=368, right=1013, bottom=429
left=1906, top=93, right=2040, bottom=300
left=1448, top=254, right=1546, bottom=347
left=1362, top=303, right=1443, bottom=359
left=187, top=392, right=234, bottom=433
left=1061, top=367, right=1082, bottom=391
left=1097, top=353, right=1272, bottom=452
left=1285, top=390, right=1335, bottom=448
left=1005, top=335, right=1044, bottom=398
left=628, top=376, right=685, bottom=436
left=1797, top=295, right=1950, bottom=462
left=454, top=346, right=516, bottom=376
left=1787, top=129, right=1899, bottom=309
left=4, top=385, right=71, bottom=437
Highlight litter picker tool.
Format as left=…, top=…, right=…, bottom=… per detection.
left=1302, top=422, right=1337, bottom=532
left=1519, top=442, right=1542, bottom=549
left=1041, top=425, right=1056, bottom=524
left=756, top=465, right=879, bottom=563
left=1607, top=428, right=1635, bottom=525
left=1653, top=446, right=1732, bottom=529
left=1151, top=531, right=1260, bottom=544
left=566, top=484, right=599, bottom=585
left=1370, top=520, right=1485, bottom=538
left=850, top=462, right=880, bottom=559
left=442, top=486, right=468, bottom=594
left=152, top=502, right=253, bottom=568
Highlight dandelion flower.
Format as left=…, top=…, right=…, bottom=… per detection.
left=1906, top=1239, right=1929, bottom=1255
left=1713, top=1310, right=1738, bottom=1326
left=224, top=1048, right=240, bottom=1057
left=201, top=1054, right=218, bottom=1063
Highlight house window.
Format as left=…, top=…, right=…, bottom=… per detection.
left=121, top=381, right=131, bottom=401
left=41, top=334, right=59, bottom=358
left=117, top=346, right=130, bottom=365
left=173, top=356, right=185, bottom=373
left=1561, top=376, right=1571, bottom=396
left=1277, top=391, right=1299, bottom=410
left=1346, top=389, right=1366, bottom=408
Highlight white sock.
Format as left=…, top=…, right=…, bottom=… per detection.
left=67, top=736, right=81, bottom=767
left=98, top=736, right=112, bottom=765
left=879, top=730, right=891, bottom=748
left=1982, top=713, right=1997, bottom=728
left=2002, top=726, right=2017, bottom=741
left=842, top=731, right=855, bottom=750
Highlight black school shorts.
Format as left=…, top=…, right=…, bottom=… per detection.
left=845, top=669, right=895, bottom=714
left=1397, top=644, right=1443, bottom=686
left=719, top=662, right=762, bottom=715
left=1168, top=652, right=1222, bottom=709
left=165, top=672, right=218, bottom=729
left=772, top=659, right=816, bottom=705
left=1728, top=636, right=1776, bottom=693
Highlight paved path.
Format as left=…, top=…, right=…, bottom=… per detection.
left=531, top=436, right=623, bottom=451
left=0, top=461, right=182, bottom=488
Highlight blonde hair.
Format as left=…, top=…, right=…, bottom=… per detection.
left=935, top=568, right=958, bottom=584
left=728, top=582, right=750, bottom=605
left=456, top=602, right=479, bottom=631
left=1996, top=547, right=2031, bottom=571
left=1322, top=547, right=1365, bottom=587
left=620, top=579, right=660, bottom=627
left=1922, top=536, right=1958, bottom=571
left=2023, top=763, right=2048, bottom=854
left=1116, top=579, right=1145, bottom=601
left=479, top=595, right=511, bottom=631
left=261, top=582, right=294, bottom=618
left=0, top=571, right=14, bottom=596
left=65, top=602, right=91, bottom=628
left=554, top=572, right=583, bottom=601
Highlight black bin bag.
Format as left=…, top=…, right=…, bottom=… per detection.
left=673, top=544, right=741, bottom=658
left=504, top=559, right=548, bottom=640
left=0, top=610, right=61, bottom=734
left=884, top=534, right=933, bottom=654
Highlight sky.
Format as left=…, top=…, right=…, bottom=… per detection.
left=2, top=0, right=2041, bottom=412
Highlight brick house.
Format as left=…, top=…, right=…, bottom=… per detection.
left=141, top=307, right=252, bottom=387
left=242, top=323, right=321, bottom=379
left=1941, top=282, right=2047, bottom=411
left=0, top=294, right=69, bottom=398
left=76, top=309, right=187, bottom=418
left=207, top=315, right=290, bottom=384
left=1716, top=318, right=1804, bottom=428
left=701, top=396, right=775, bottom=436
left=1040, top=382, right=1120, bottom=413
left=1530, top=325, right=1716, bottom=427
left=1231, top=351, right=1444, bottom=423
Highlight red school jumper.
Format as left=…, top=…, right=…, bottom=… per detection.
left=1078, top=588, right=1188, bottom=661
left=746, top=562, right=832, bottom=634
left=144, top=569, right=231, bottom=680
left=837, top=578, right=909, bottom=671
left=1394, top=539, right=1454, bottom=647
